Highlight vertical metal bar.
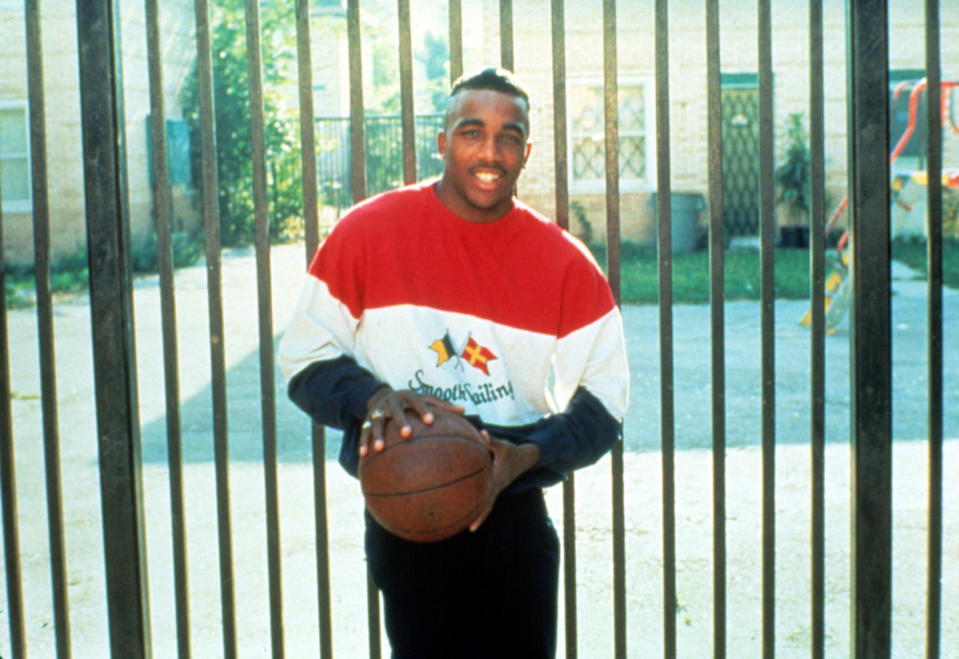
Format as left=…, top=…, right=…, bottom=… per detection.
left=397, top=0, right=416, bottom=184
left=26, top=2, right=72, bottom=655
left=551, top=0, right=569, bottom=234
left=808, top=1, right=826, bottom=657
left=144, top=1, right=191, bottom=655
left=242, top=1, right=284, bottom=654
left=449, top=0, right=463, bottom=83
left=346, top=3, right=379, bottom=656
left=499, top=0, right=513, bottom=71
left=76, top=0, right=152, bottom=654
left=603, top=1, right=621, bottom=305
left=366, top=563, right=382, bottom=659
left=561, top=472, right=578, bottom=659
left=348, top=0, right=367, bottom=205
left=297, top=0, right=320, bottom=260
left=294, top=3, right=335, bottom=657
left=192, top=0, right=238, bottom=654
left=923, top=2, right=943, bottom=656
left=757, top=2, right=775, bottom=657
left=311, top=428, right=333, bottom=659
left=549, top=2, right=577, bottom=655
left=602, top=1, right=624, bottom=657
left=653, top=1, right=677, bottom=656
left=0, top=141, right=27, bottom=659
left=704, top=0, right=726, bottom=655
left=846, top=1, right=892, bottom=656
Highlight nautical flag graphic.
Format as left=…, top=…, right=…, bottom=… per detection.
left=429, top=332, right=457, bottom=367
left=461, top=338, right=497, bottom=376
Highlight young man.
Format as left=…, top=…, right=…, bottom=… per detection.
left=278, top=67, right=628, bottom=658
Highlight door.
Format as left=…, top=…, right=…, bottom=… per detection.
left=721, top=75, right=761, bottom=237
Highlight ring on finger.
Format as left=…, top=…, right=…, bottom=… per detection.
left=361, top=420, right=372, bottom=430
left=369, top=408, right=386, bottom=421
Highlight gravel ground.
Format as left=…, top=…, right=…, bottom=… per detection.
left=1, top=244, right=957, bottom=657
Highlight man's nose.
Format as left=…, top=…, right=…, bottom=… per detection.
left=479, top=135, right=499, bottom=160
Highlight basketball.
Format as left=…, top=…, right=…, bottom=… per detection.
left=358, top=407, right=493, bottom=542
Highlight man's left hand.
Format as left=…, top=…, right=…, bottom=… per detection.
left=468, top=431, right=541, bottom=532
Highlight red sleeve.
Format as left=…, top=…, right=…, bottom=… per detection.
left=307, top=210, right=369, bottom=319
left=557, top=251, right=617, bottom=338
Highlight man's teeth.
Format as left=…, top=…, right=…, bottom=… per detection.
left=475, top=172, right=500, bottom=183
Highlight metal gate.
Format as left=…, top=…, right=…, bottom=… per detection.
left=314, top=114, right=445, bottom=208
left=1, top=0, right=954, bottom=657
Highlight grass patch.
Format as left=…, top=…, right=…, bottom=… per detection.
left=4, top=232, right=205, bottom=309
left=3, top=251, right=90, bottom=308
left=891, top=236, right=959, bottom=288
left=594, top=237, right=959, bottom=306
left=593, top=241, right=815, bottom=305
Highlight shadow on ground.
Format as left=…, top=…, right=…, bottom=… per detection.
left=140, top=278, right=959, bottom=466
left=139, top=341, right=343, bottom=464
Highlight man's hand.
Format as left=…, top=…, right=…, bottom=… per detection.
left=358, top=387, right=464, bottom=457
left=469, top=431, right=541, bottom=532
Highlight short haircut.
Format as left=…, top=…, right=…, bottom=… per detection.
left=449, top=67, right=530, bottom=109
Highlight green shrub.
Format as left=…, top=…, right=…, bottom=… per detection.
left=131, top=232, right=205, bottom=273
left=775, top=112, right=811, bottom=221
left=944, top=187, right=959, bottom=238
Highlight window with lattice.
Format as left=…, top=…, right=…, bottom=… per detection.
left=568, top=81, right=653, bottom=192
left=1, top=103, right=31, bottom=213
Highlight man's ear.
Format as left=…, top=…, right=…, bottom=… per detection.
left=523, top=140, right=532, bottom=167
left=437, top=131, right=447, bottom=159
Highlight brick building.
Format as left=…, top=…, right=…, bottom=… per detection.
left=3, top=0, right=958, bottom=263
left=1, top=0, right=199, bottom=265
left=475, top=0, right=959, bottom=245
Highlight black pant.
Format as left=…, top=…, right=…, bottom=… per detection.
left=365, top=488, right=560, bottom=659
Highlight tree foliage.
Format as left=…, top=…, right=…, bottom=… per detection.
left=417, top=30, right=450, bottom=113
left=180, top=0, right=302, bottom=246
left=179, top=1, right=455, bottom=246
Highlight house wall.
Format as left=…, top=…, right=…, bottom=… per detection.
left=480, top=0, right=959, bottom=244
left=1, top=2, right=86, bottom=265
left=118, top=0, right=202, bottom=251
left=4, top=1, right=958, bottom=263
left=0, top=1, right=199, bottom=266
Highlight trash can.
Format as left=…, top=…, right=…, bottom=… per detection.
left=649, top=192, right=705, bottom=253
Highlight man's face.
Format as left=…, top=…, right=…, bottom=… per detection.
left=435, top=88, right=532, bottom=223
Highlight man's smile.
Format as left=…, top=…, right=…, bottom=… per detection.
left=472, top=168, right=504, bottom=186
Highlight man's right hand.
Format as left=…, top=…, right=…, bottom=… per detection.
left=359, top=388, right=464, bottom=457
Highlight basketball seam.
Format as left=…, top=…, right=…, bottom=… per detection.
left=362, top=462, right=490, bottom=498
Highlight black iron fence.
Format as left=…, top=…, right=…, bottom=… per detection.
left=315, top=114, right=446, bottom=209
left=0, top=0, right=953, bottom=657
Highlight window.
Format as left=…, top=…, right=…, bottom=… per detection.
left=1, top=103, right=31, bottom=213
left=568, top=80, right=654, bottom=192
left=147, top=116, right=193, bottom=186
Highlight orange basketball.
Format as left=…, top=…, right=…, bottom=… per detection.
left=358, top=407, right=493, bottom=542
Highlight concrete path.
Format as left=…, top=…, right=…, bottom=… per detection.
left=1, top=244, right=957, bottom=657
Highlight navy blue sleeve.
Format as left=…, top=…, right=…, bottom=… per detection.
left=288, top=362, right=618, bottom=486
left=287, top=355, right=386, bottom=429
left=484, top=386, right=621, bottom=491
left=287, top=356, right=387, bottom=476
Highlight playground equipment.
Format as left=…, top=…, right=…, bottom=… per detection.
left=801, top=78, right=959, bottom=331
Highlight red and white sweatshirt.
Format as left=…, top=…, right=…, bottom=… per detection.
left=278, top=181, right=629, bottom=484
